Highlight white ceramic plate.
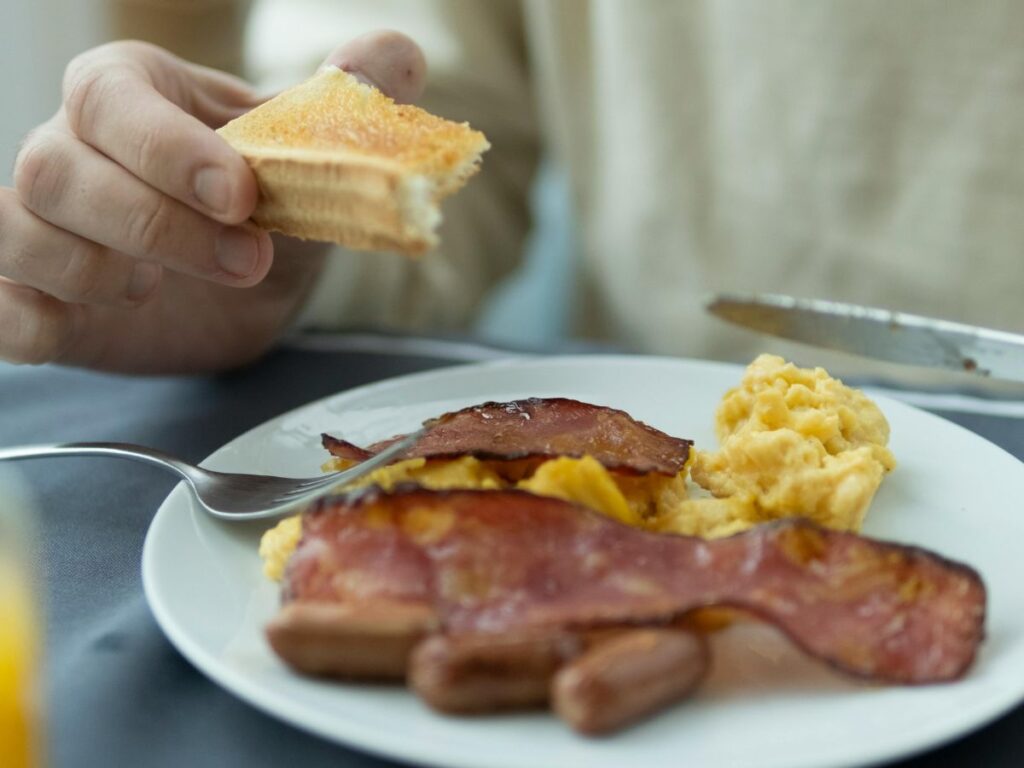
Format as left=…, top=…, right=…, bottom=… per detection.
left=142, top=356, right=1024, bottom=768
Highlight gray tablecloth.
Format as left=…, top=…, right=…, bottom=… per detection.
left=3, top=340, right=1022, bottom=768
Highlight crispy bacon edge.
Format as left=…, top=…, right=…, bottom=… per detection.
left=321, top=397, right=693, bottom=475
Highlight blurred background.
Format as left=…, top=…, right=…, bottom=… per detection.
left=0, top=0, right=575, bottom=351
left=0, top=1, right=105, bottom=189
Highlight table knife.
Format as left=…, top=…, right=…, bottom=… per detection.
left=706, top=293, right=1024, bottom=383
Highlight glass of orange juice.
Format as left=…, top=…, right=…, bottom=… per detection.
left=0, top=469, right=42, bottom=768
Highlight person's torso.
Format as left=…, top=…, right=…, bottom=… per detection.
left=525, top=0, right=1024, bottom=371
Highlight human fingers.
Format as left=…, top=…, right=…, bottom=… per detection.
left=323, top=30, right=427, bottom=104
left=0, top=188, right=161, bottom=307
left=183, top=62, right=269, bottom=127
left=0, top=278, right=78, bottom=366
left=13, top=127, right=272, bottom=286
left=61, top=41, right=258, bottom=224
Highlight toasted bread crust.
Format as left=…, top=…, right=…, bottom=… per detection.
left=217, top=67, right=489, bottom=253
left=242, top=154, right=434, bottom=253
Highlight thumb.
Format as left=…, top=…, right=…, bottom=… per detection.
left=321, top=30, right=427, bottom=104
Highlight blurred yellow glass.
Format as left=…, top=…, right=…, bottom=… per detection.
left=0, top=470, right=42, bottom=768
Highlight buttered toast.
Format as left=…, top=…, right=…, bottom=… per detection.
left=217, top=66, right=489, bottom=254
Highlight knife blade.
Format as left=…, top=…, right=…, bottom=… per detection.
left=706, top=293, right=1024, bottom=383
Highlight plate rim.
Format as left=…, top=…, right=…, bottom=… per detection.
left=141, top=353, right=1024, bottom=768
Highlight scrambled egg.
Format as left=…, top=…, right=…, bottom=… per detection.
left=661, top=354, right=896, bottom=538
left=259, top=515, right=302, bottom=581
left=519, top=455, right=688, bottom=528
left=260, top=354, right=895, bottom=580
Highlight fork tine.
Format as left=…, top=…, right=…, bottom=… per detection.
left=268, top=426, right=428, bottom=508
left=287, top=477, right=337, bottom=493
left=327, top=427, right=426, bottom=484
left=280, top=483, right=340, bottom=501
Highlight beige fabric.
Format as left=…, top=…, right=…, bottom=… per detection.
left=110, top=0, right=251, bottom=74
left=110, top=1, right=1024, bottom=387
left=528, top=1, right=1024, bottom=372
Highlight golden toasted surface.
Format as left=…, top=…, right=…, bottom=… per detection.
left=218, top=67, right=489, bottom=177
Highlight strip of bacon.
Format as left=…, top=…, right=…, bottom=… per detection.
left=321, top=397, right=692, bottom=476
left=283, top=487, right=985, bottom=685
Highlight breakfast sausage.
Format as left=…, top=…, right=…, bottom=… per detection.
left=265, top=601, right=437, bottom=680
left=409, top=631, right=583, bottom=713
left=552, top=628, right=710, bottom=735
left=287, top=488, right=986, bottom=685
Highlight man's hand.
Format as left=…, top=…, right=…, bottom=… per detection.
left=1, top=32, right=425, bottom=373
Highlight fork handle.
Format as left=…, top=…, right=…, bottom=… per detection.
left=0, top=442, right=194, bottom=480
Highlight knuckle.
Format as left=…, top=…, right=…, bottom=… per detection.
left=131, top=123, right=163, bottom=183
left=13, top=130, right=68, bottom=215
left=63, top=40, right=157, bottom=87
left=1, top=289, right=72, bottom=366
left=127, top=195, right=174, bottom=256
left=0, top=191, right=31, bottom=280
left=107, top=39, right=162, bottom=62
left=61, top=48, right=95, bottom=95
left=63, top=56, right=110, bottom=137
left=5, top=242, right=32, bottom=284
left=56, top=243, right=115, bottom=303
left=64, top=42, right=161, bottom=106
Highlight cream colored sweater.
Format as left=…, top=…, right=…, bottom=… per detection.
left=116, top=0, right=1024, bottom=376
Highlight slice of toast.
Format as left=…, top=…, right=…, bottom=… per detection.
left=217, top=66, right=489, bottom=254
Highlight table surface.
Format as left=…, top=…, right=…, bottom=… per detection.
left=3, top=335, right=1023, bottom=768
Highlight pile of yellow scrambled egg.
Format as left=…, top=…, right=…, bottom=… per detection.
left=660, top=354, right=896, bottom=537
left=260, top=354, right=895, bottom=580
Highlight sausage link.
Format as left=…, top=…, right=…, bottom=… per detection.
left=266, top=601, right=438, bottom=680
left=410, top=631, right=583, bottom=713
left=552, top=628, right=709, bottom=735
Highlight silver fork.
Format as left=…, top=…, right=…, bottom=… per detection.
left=0, top=428, right=424, bottom=520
